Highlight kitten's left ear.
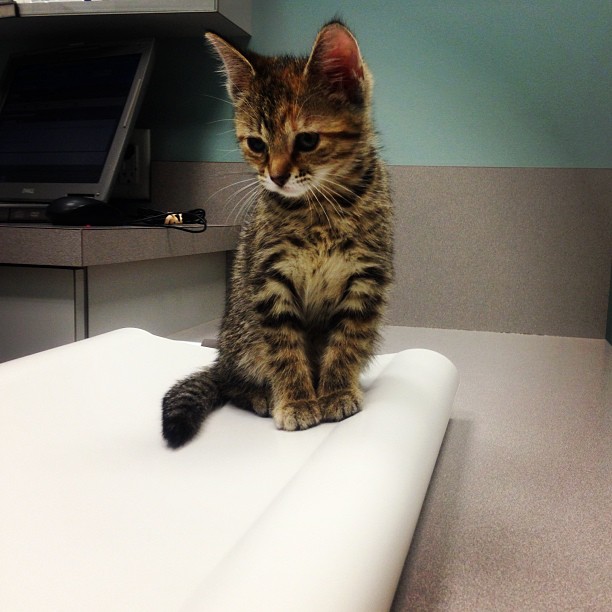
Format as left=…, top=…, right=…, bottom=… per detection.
left=205, top=32, right=255, bottom=102
left=304, top=21, right=366, bottom=103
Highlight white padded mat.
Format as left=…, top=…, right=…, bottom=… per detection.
left=0, top=328, right=458, bottom=611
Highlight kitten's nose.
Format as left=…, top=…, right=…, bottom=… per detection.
left=270, top=173, right=291, bottom=187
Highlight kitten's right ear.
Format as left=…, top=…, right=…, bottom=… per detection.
left=205, top=32, right=255, bottom=101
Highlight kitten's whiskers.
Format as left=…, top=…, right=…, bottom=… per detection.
left=204, top=177, right=257, bottom=205
left=311, top=183, right=344, bottom=221
left=205, top=118, right=235, bottom=126
left=318, top=175, right=356, bottom=197
left=307, top=187, right=333, bottom=230
left=201, top=93, right=234, bottom=107
left=226, top=180, right=260, bottom=225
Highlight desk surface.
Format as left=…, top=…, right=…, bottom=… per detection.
left=0, top=224, right=240, bottom=267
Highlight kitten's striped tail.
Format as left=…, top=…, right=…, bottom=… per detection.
left=162, top=364, right=224, bottom=449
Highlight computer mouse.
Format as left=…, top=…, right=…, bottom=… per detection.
left=46, top=196, right=126, bottom=226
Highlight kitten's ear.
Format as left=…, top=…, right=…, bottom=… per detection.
left=305, top=21, right=366, bottom=102
left=205, top=32, right=255, bottom=101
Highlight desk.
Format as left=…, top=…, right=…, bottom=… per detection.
left=0, top=224, right=239, bottom=361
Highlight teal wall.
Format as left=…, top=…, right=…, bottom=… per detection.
left=2, top=2, right=610, bottom=167
left=140, top=0, right=611, bottom=168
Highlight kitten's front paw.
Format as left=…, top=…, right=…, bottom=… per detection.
left=273, top=399, right=322, bottom=431
left=319, top=389, right=362, bottom=423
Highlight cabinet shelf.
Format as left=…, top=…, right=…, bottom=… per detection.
left=1, top=0, right=251, bottom=40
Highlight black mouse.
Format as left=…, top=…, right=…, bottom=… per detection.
left=46, top=196, right=126, bottom=226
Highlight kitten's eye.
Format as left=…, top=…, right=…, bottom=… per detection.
left=246, top=137, right=266, bottom=154
left=294, top=132, right=320, bottom=152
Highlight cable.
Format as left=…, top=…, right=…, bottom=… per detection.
left=129, top=208, right=207, bottom=233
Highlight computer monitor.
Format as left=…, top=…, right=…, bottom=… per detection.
left=0, top=39, right=154, bottom=208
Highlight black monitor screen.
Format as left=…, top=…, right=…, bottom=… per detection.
left=0, top=53, right=141, bottom=184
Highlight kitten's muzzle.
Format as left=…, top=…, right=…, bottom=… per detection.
left=270, top=173, right=291, bottom=187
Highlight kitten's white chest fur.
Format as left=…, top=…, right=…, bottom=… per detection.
left=277, top=243, right=355, bottom=318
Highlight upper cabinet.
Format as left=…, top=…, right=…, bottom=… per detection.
left=0, top=0, right=251, bottom=40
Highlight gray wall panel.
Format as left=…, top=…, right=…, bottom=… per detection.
left=152, top=162, right=612, bottom=338
left=387, top=167, right=612, bottom=337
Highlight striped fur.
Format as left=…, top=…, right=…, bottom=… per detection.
left=162, top=21, right=393, bottom=448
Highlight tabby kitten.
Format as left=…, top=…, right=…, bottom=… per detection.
left=162, top=21, right=393, bottom=448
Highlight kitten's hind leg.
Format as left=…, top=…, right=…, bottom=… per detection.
left=162, top=365, right=223, bottom=448
left=225, top=380, right=272, bottom=417
left=223, top=376, right=321, bottom=430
